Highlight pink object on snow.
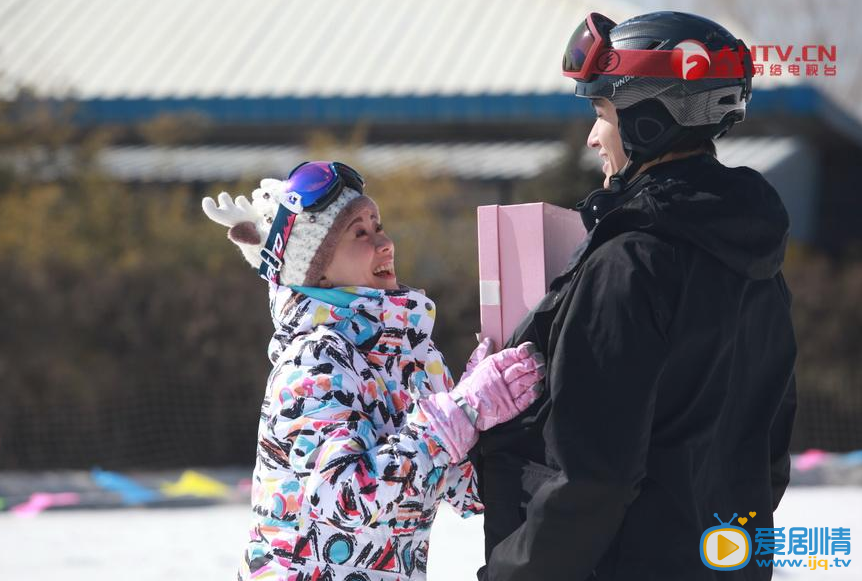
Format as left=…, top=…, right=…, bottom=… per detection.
left=12, top=492, right=80, bottom=517
left=796, top=448, right=829, bottom=471
left=477, top=203, right=587, bottom=347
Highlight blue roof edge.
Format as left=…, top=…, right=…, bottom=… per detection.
left=64, top=85, right=835, bottom=126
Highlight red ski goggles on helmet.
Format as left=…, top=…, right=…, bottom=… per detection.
left=562, top=12, right=751, bottom=88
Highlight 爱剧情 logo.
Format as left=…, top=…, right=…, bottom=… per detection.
left=701, top=512, right=753, bottom=570
left=672, top=39, right=711, bottom=80
left=700, top=512, right=853, bottom=572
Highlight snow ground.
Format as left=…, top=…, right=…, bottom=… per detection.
left=0, top=486, right=858, bottom=580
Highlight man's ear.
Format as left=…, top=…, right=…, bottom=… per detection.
left=591, top=96, right=612, bottom=112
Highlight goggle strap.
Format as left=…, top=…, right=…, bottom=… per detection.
left=258, top=205, right=298, bottom=284
left=567, top=47, right=749, bottom=80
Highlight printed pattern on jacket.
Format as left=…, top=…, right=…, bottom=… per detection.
left=240, top=284, right=483, bottom=581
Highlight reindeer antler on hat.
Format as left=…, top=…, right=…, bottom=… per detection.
left=202, top=177, right=296, bottom=270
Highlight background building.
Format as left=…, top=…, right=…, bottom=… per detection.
left=0, top=0, right=859, bottom=483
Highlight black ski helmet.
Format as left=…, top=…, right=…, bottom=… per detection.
left=564, top=11, right=753, bottom=180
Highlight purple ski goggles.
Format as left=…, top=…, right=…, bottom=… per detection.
left=284, top=161, right=365, bottom=212
left=259, top=161, right=366, bottom=284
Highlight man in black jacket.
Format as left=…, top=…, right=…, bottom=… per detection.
left=476, top=11, right=797, bottom=581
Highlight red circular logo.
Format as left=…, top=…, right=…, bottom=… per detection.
left=672, top=40, right=711, bottom=80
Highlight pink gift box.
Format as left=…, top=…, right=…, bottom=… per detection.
left=477, top=202, right=587, bottom=348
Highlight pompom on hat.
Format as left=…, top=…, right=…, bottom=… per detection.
left=202, top=161, right=378, bottom=287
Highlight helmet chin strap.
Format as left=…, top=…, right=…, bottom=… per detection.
left=608, top=156, right=643, bottom=193
left=576, top=153, right=647, bottom=231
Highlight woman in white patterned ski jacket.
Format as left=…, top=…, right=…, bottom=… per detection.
left=202, top=165, right=543, bottom=581
left=240, top=283, right=481, bottom=580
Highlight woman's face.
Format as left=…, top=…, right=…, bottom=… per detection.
left=322, top=206, right=398, bottom=290
left=587, top=98, right=628, bottom=188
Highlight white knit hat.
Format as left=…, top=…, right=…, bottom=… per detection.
left=202, top=178, right=377, bottom=286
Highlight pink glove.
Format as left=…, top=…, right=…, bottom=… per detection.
left=419, top=340, right=545, bottom=463
left=461, top=335, right=494, bottom=381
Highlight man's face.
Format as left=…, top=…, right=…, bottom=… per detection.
left=586, top=98, right=628, bottom=188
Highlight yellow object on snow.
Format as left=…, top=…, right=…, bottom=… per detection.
left=161, top=470, right=230, bottom=498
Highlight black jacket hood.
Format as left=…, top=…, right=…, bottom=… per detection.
left=605, top=154, right=790, bottom=280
